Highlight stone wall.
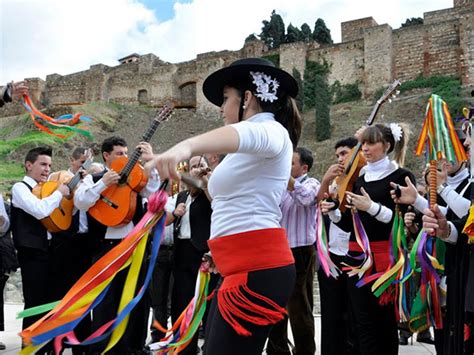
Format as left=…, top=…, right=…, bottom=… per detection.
left=393, top=25, right=425, bottom=82
left=363, top=25, right=393, bottom=95
left=308, top=40, right=365, bottom=87
left=1, top=0, right=472, bottom=118
left=341, top=17, right=378, bottom=42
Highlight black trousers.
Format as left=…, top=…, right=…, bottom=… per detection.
left=317, top=253, right=360, bottom=355
left=90, top=239, right=150, bottom=354
left=149, top=245, right=173, bottom=342
left=17, top=247, right=53, bottom=330
left=267, top=246, right=316, bottom=355
left=204, top=265, right=296, bottom=355
left=171, top=238, right=204, bottom=355
left=50, top=233, right=94, bottom=354
left=0, top=273, right=8, bottom=331
left=345, top=254, right=398, bottom=355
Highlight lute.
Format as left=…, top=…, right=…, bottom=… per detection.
left=333, top=80, right=401, bottom=210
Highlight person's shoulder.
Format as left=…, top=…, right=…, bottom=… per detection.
left=389, top=167, right=414, bottom=182
left=306, top=176, right=320, bottom=185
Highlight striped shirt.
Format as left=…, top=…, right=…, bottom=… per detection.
left=280, top=174, right=320, bottom=248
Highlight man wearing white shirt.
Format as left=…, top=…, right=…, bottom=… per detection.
left=318, top=137, right=360, bottom=355
left=268, top=147, right=320, bottom=355
left=169, top=155, right=212, bottom=355
left=74, top=136, right=159, bottom=354
left=49, top=147, right=93, bottom=354
left=10, top=147, right=70, bottom=337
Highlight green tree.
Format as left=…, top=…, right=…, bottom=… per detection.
left=314, top=74, right=331, bottom=141
left=286, top=23, right=301, bottom=43
left=300, top=23, right=312, bottom=42
left=260, top=10, right=286, bottom=49
left=401, top=17, right=423, bottom=28
left=313, top=18, right=333, bottom=45
left=292, top=68, right=304, bottom=111
left=303, top=60, right=330, bottom=110
left=245, top=33, right=258, bottom=42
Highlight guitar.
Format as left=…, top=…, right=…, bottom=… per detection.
left=333, top=80, right=401, bottom=210
left=33, top=151, right=93, bottom=232
left=88, top=103, right=174, bottom=227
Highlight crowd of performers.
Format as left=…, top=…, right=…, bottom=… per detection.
left=0, top=59, right=473, bottom=355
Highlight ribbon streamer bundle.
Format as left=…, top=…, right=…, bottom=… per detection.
left=410, top=93, right=466, bottom=330
left=149, top=264, right=211, bottom=354
left=22, top=95, right=93, bottom=139
left=315, top=206, right=341, bottom=278
left=18, top=190, right=168, bottom=354
left=369, top=209, right=414, bottom=320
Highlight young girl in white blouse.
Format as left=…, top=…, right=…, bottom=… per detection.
left=146, top=58, right=302, bottom=354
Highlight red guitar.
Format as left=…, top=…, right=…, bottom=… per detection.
left=88, top=103, right=173, bottom=226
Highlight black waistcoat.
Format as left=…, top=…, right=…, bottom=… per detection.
left=11, top=181, right=49, bottom=251
left=173, top=190, right=212, bottom=252
left=86, top=171, right=145, bottom=240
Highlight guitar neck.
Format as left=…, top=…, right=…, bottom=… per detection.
left=67, top=173, right=81, bottom=191
left=120, top=118, right=162, bottom=178
left=344, top=142, right=362, bottom=175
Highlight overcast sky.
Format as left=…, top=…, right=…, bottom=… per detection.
left=0, top=0, right=452, bottom=83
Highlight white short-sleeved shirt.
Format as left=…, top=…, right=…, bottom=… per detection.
left=208, top=112, right=292, bottom=239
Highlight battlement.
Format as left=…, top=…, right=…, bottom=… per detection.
left=1, top=1, right=472, bottom=117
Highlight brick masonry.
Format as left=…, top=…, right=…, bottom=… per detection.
left=0, top=0, right=473, bottom=118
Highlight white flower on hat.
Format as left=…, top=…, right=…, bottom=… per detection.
left=389, top=123, right=403, bottom=142
left=250, top=71, right=280, bottom=103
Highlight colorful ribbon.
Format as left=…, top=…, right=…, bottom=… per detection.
left=18, top=190, right=168, bottom=354
left=315, top=206, right=341, bottom=278
left=22, top=95, right=93, bottom=139
left=415, top=94, right=467, bottom=163
left=342, top=210, right=373, bottom=279
left=149, top=263, right=210, bottom=353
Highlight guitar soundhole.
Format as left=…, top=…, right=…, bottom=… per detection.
left=118, top=174, right=128, bottom=186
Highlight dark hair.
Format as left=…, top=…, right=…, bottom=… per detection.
left=71, top=147, right=87, bottom=160
left=335, top=137, right=358, bottom=150
left=101, top=136, right=127, bottom=158
left=359, top=123, right=410, bottom=167
left=295, top=147, right=314, bottom=172
left=230, top=80, right=302, bottom=148
left=25, top=146, right=52, bottom=164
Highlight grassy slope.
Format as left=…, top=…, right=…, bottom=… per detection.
left=0, top=88, right=471, bottom=195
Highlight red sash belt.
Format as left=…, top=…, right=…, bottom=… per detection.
left=208, top=228, right=295, bottom=336
left=349, top=240, right=390, bottom=272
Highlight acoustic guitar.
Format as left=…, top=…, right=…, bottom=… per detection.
left=88, top=103, right=174, bottom=227
left=333, top=80, right=401, bottom=210
left=33, top=154, right=93, bottom=232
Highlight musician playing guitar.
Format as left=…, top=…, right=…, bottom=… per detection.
left=11, top=147, right=70, bottom=336
left=49, top=147, right=95, bottom=353
left=74, top=136, right=159, bottom=354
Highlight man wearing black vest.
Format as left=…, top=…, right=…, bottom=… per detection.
left=49, top=147, right=93, bottom=354
left=11, top=147, right=70, bottom=337
left=74, top=136, right=159, bottom=354
left=169, top=155, right=212, bottom=355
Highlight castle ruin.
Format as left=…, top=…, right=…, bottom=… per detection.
left=3, top=0, right=473, bottom=117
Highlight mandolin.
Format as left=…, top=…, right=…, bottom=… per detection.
left=334, top=80, right=401, bottom=210
left=88, top=103, right=174, bottom=227
left=33, top=153, right=93, bottom=232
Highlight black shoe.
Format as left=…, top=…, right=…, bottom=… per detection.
left=417, top=334, right=435, bottom=345
left=0, top=342, right=5, bottom=350
left=399, top=336, right=409, bottom=346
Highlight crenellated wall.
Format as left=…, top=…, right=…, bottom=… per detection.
left=1, top=0, right=472, bottom=117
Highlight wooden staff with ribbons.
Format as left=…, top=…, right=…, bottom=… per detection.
left=409, top=93, right=467, bottom=331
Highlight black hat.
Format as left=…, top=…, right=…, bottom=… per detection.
left=202, top=57, right=298, bottom=107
